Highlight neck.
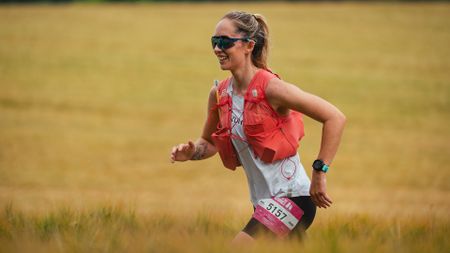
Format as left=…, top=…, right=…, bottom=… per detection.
left=230, top=63, right=260, bottom=94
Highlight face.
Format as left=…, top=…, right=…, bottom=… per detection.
left=212, top=18, right=254, bottom=71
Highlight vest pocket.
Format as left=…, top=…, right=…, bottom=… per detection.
left=211, top=127, right=241, bottom=170
left=245, top=123, right=265, bottom=135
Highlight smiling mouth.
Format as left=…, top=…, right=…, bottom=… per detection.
left=217, top=55, right=229, bottom=63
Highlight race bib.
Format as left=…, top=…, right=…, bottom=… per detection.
left=252, top=197, right=304, bottom=237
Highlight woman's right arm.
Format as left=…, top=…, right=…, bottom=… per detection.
left=170, top=86, right=219, bottom=163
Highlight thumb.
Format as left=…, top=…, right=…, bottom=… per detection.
left=188, top=141, right=195, bottom=150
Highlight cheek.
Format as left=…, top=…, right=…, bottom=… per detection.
left=228, top=49, right=246, bottom=62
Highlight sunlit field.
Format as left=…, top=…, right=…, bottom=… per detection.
left=1, top=2, right=449, bottom=252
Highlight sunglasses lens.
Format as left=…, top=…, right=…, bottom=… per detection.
left=221, top=38, right=234, bottom=49
left=211, top=37, right=235, bottom=50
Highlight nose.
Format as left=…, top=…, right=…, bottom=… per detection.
left=213, top=44, right=223, bottom=54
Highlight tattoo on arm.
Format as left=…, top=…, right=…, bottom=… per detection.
left=191, top=142, right=207, bottom=160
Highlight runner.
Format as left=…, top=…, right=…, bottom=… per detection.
left=170, top=11, right=346, bottom=244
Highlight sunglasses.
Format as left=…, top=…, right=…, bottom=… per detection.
left=211, top=36, right=251, bottom=50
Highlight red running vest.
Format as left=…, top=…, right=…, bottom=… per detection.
left=211, top=69, right=305, bottom=170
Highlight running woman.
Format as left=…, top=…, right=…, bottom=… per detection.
left=170, top=11, right=346, bottom=244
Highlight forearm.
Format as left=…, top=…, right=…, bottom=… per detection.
left=317, top=113, right=346, bottom=165
left=190, top=137, right=217, bottom=160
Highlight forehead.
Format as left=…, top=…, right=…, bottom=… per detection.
left=213, top=18, right=239, bottom=37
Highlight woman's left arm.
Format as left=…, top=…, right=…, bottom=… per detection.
left=266, top=78, right=346, bottom=208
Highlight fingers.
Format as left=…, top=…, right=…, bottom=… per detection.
left=318, top=193, right=332, bottom=208
left=170, top=141, right=194, bottom=163
left=170, top=146, right=177, bottom=163
left=310, top=191, right=333, bottom=208
left=171, top=144, right=186, bottom=162
left=322, top=193, right=333, bottom=206
left=310, top=171, right=332, bottom=208
left=311, top=194, right=323, bottom=208
left=180, top=144, right=187, bottom=152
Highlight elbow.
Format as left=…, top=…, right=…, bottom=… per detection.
left=328, top=110, right=346, bottom=129
left=318, top=107, right=346, bottom=128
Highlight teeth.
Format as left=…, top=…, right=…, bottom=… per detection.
left=218, top=56, right=228, bottom=61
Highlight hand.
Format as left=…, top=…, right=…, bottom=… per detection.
left=170, top=141, right=196, bottom=163
left=309, top=170, right=333, bottom=208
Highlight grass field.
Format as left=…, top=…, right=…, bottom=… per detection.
left=0, top=2, right=449, bottom=252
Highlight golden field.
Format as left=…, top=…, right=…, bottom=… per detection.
left=0, top=2, right=449, bottom=252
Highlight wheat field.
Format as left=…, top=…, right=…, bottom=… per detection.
left=0, top=2, right=449, bottom=252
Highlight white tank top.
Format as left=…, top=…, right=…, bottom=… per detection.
left=228, top=82, right=311, bottom=206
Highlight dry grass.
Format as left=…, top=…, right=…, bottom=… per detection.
left=1, top=204, right=449, bottom=253
left=0, top=2, right=449, bottom=252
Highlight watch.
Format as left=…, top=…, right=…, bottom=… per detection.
left=312, top=159, right=329, bottom=173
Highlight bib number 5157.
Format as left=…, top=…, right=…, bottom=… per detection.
left=266, top=203, right=288, bottom=220
left=252, top=197, right=304, bottom=237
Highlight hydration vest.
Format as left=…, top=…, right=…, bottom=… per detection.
left=211, top=69, right=305, bottom=170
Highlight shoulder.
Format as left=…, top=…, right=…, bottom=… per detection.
left=209, top=85, right=217, bottom=95
left=265, top=77, right=308, bottom=112
left=208, top=77, right=230, bottom=101
left=265, top=77, right=294, bottom=99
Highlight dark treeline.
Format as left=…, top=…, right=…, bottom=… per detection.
left=0, top=0, right=280, bottom=3
left=1, top=0, right=445, bottom=3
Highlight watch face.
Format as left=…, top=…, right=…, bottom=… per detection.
left=312, top=159, right=324, bottom=170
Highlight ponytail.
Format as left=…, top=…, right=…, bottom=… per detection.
left=251, top=14, right=269, bottom=70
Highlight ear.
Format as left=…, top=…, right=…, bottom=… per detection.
left=245, top=40, right=256, bottom=55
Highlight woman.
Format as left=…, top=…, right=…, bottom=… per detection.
left=170, top=11, right=346, bottom=243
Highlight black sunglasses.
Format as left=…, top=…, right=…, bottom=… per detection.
left=211, top=36, right=251, bottom=50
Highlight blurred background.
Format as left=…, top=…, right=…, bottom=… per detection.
left=0, top=1, right=449, bottom=252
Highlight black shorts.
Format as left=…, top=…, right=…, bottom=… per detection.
left=242, top=196, right=316, bottom=239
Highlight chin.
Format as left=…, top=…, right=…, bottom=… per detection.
left=219, top=64, right=231, bottom=71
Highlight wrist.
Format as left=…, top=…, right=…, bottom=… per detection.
left=191, top=142, right=207, bottom=160
left=312, top=169, right=325, bottom=173
left=189, top=144, right=198, bottom=160
left=312, top=169, right=326, bottom=177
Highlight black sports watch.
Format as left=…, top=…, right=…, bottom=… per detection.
left=312, top=159, right=329, bottom=173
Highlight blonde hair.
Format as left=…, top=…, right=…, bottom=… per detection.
left=223, top=11, right=270, bottom=70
